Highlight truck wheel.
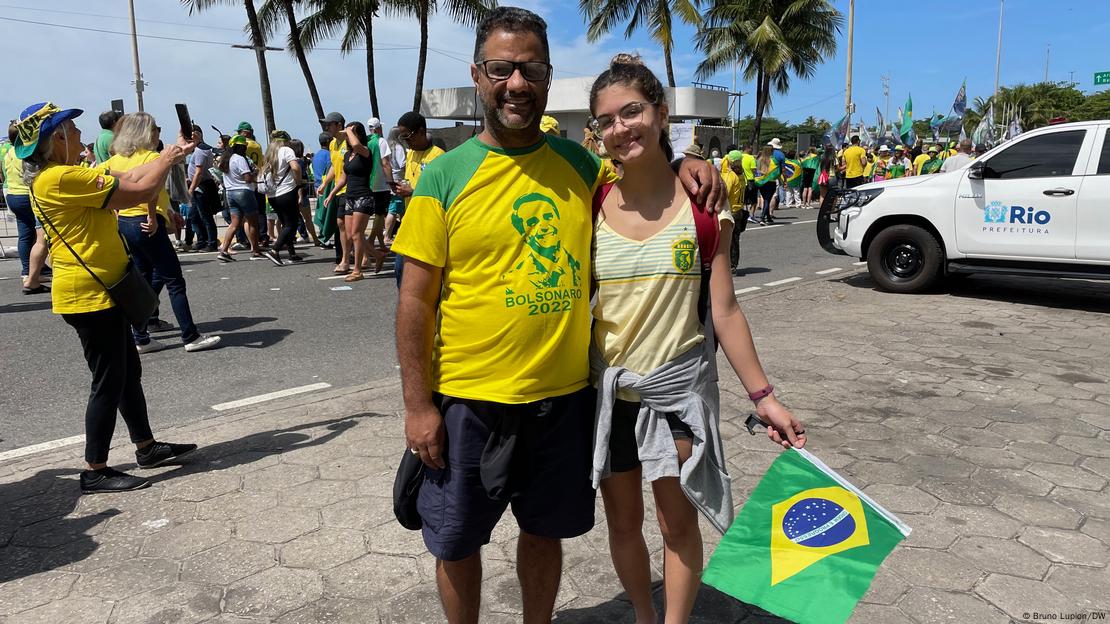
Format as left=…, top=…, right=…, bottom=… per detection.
left=867, top=224, right=943, bottom=293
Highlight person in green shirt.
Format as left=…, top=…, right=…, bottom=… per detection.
left=800, top=148, right=820, bottom=207
left=740, top=144, right=759, bottom=223
left=921, top=146, right=945, bottom=175
left=92, top=110, right=120, bottom=165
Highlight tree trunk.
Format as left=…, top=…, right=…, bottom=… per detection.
left=365, top=12, right=380, bottom=118
left=284, top=0, right=325, bottom=123
left=750, top=69, right=768, bottom=147
left=243, top=0, right=276, bottom=135
left=663, top=47, right=676, bottom=88
left=412, top=0, right=429, bottom=113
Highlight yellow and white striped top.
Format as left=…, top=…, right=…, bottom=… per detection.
left=592, top=201, right=732, bottom=382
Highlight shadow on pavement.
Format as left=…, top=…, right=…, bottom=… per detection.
left=838, top=272, right=1110, bottom=313
left=195, top=315, right=277, bottom=333
left=213, top=328, right=293, bottom=349
left=553, top=584, right=785, bottom=623
left=0, top=413, right=372, bottom=584
left=736, top=266, right=772, bottom=276
left=0, top=300, right=52, bottom=315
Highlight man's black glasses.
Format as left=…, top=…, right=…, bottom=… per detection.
left=478, top=59, right=552, bottom=82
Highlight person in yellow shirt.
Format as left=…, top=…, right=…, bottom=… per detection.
left=723, top=150, right=749, bottom=274
left=842, top=135, right=868, bottom=188
left=913, top=146, right=932, bottom=176
left=316, top=112, right=351, bottom=272
left=105, top=113, right=221, bottom=354
left=3, top=124, right=49, bottom=293
left=14, top=101, right=199, bottom=494
left=391, top=9, right=723, bottom=620
left=237, top=121, right=268, bottom=245
left=389, top=111, right=445, bottom=286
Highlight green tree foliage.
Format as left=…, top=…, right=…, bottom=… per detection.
left=258, top=0, right=326, bottom=121
left=579, top=0, right=702, bottom=87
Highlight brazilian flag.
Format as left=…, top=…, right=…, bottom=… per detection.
left=704, top=448, right=910, bottom=624
left=784, top=159, right=803, bottom=188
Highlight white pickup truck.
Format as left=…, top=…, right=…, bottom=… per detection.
left=817, top=120, right=1110, bottom=293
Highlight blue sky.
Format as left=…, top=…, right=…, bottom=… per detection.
left=0, top=0, right=1106, bottom=146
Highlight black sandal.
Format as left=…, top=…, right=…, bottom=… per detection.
left=22, top=285, right=50, bottom=295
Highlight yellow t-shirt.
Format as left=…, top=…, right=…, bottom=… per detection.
left=246, top=139, right=263, bottom=167
left=741, top=153, right=757, bottom=181
left=391, top=135, right=617, bottom=404
left=104, top=150, right=171, bottom=219
left=593, top=203, right=733, bottom=383
left=843, top=145, right=867, bottom=178
left=329, top=137, right=348, bottom=196
left=913, top=153, right=930, bottom=175
left=402, top=144, right=445, bottom=205
left=30, top=164, right=126, bottom=314
left=3, top=148, right=29, bottom=195
left=721, top=165, right=743, bottom=213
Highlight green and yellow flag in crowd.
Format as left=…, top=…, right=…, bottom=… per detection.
left=704, top=448, right=911, bottom=624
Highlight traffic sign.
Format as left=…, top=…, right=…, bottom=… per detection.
left=1096, top=72, right=1110, bottom=86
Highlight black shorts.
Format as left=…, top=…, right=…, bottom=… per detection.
left=342, top=194, right=374, bottom=217
left=845, top=176, right=865, bottom=189
left=609, top=398, right=693, bottom=473
left=801, top=168, right=816, bottom=189
left=372, top=190, right=391, bottom=217
left=743, top=184, right=758, bottom=206
left=417, top=387, right=597, bottom=561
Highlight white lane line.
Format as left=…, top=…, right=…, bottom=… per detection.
left=852, top=261, right=867, bottom=266
left=211, top=382, right=332, bottom=412
left=793, top=219, right=818, bottom=225
left=816, top=268, right=843, bottom=275
left=318, top=275, right=349, bottom=281
left=764, top=277, right=803, bottom=287
left=0, top=435, right=84, bottom=463
left=734, top=286, right=762, bottom=295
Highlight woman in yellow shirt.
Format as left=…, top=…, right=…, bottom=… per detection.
left=14, top=102, right=199, bottom=494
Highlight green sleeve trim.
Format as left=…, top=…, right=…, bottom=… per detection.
left=99, top=176, right=120, bottom=210
left=544, top=135, right=602, bottom=191
left=412, top=138, right=488, bottom=212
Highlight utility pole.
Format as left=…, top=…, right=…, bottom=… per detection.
left=127, top=0, right=145, bottom=111
left=845, top=0, right=855, bottom=130
left=993, top=0, right=1004, bottom=109
left=1044, top=43, right=1050, bottom=83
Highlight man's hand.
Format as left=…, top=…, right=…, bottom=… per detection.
left=754, top=395, right=806, bottom=449
left=141, top=214, right=160, bottom=236
left=677, top=157, right=723, bottom=212
left=405, top=404, right=446, bottom=469
left=171, top=211, right=186, bottom=230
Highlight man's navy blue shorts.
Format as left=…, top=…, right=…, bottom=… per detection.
left=417, top=387, right=597, bottom=561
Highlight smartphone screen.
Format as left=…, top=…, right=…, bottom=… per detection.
left=175, top=104, right=192, bottom=140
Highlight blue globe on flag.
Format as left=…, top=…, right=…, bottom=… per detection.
left=782, top=497, right=856, bottom=547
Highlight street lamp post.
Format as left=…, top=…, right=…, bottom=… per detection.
left=844, top=0, right=855, bottom=131
left=993, top=0, right=1004, bottom=114
left=127, top=0, right=145, bottom=111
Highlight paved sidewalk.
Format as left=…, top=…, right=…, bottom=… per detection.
left=1, top=272, right=1108, bottom=623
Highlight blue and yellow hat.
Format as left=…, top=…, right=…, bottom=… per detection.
left=13, top=102, right=83, bottom=159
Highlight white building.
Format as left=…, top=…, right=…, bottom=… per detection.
left=420, top=76, right=730, bottom=144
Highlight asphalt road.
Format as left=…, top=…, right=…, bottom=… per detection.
left=0, top=206, right=856, bottom=452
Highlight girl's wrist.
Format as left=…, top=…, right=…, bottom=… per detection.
left=748, top=383, right=775, bottom=404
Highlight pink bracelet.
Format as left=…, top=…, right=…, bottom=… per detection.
left=748, top=384, right=775, bottom=403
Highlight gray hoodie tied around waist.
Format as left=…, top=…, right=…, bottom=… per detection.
left=589, top=313, right=734, bottom=534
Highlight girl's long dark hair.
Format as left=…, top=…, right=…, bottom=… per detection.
left=589, top=53, right=672, bottom=161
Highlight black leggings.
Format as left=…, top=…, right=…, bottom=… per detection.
left=758, top=183, right=776, bottom=220
left=63, top=306, right=154, bottom=464
left=269, top=190, right=301, bottom=256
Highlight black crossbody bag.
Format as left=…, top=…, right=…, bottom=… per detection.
left=30, top=187, right=158, bottom=329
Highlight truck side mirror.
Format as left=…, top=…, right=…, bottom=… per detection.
left=967, top=160, right=986, bottom=180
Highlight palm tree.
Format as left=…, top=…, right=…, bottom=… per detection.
left=299, top=0, right=386, bottom=117
left=696, top=0, right=841, bottom=147
left=183, top=0, right=278, bottom=135
left=411, top=0, right=495, bottom=112
left=259, top=0, right=326, bottom=122
left=579, top=0, right=702, bottom=88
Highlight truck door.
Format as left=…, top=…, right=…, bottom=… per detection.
left=954, top=129, right=1086, bottom=260
left=1076, top=126, right=1110, bottom=262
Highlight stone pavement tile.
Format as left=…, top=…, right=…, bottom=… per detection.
left=952, top=445, right=1028, bottom=469
left=180, top=539, right=276, bottom=585
left=108, top=581, right=223, bottom=624
left=985, top=421, right=1058, bottom=444
left=1017, top=526, right=1110, bottom=566
left=850, top=603, right=915, bottom=624
left=1055, top=435, right=1110, bottom=458
left=280, top=527, right=367, bottom=570
left=1080, top=517, right=1110, bottom=545
left=71, top=557, right=179, bottom=601
left=895, top=513, right=958, bottom=550
left=160, top=473, right=242, bottom=503
left=974, top=468, right=1054, bottom=497
left=896, top=587, right=1009, bottom=624
left=195, top=492, right=276, bottom=521
left=1025, top=462, right=1108, bottom=491
left=1050, top=486, right=1110, bottom=519
left=139, top=520, right=232, bottom=559
left=224, top=566, right=324, bottom=619
left=320, top=496, right=394, bottom=532
left=101, top=501, right=197, bottom=537
left=6, top=596, right=110, bottom=624
left=39, top=535, right=144, bottom=575
left=1044, top=565, right=1110, bottom=611
left=884, top=547, right=983, bottom=592
left=938, top=427, right=1010, bottom=449
left=0, top=571, right=77, bottom=616
left=951, top=536, right=1052, bottom=580
left=1007, top=441, right=1082, bottom=465
left=240, top=464, right=317, bottom=493
left=275, top=597, right=381, bottom=624
left=861, top=484, right=939, bottom=514
left=917, top=478, right=998, bottom=507
left=278, top=480, right=356, bottom=509
left=234, top=507, right=320, bottom=544
left=975, top=573, right=1070, bottom=623
left=367, top=519, right=432, bottom=557
left=322, top=553, right=420, bottom=602
left=901, top=455, right=977, bottom=480
left=993, top=494, right=1083, bottom=530
left=858, top=565, right=909, bottom=605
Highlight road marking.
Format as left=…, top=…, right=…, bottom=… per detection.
left=793, top=219, right=818, bottom=225
left=211, top=382, right=332, bottom=412
left=0, top=435, right=84, bottom=463
left=734, top=286, right=762, bottom=295
left=816, top=268, right=843, bottom=275
left=853, top=261, right=867, bottom=266
left=764, top=277, right=803, bottom=287
left=318, top=275, right=348, bottom=281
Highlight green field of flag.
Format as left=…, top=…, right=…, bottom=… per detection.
left=704, top=448, right=911, bottom=624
